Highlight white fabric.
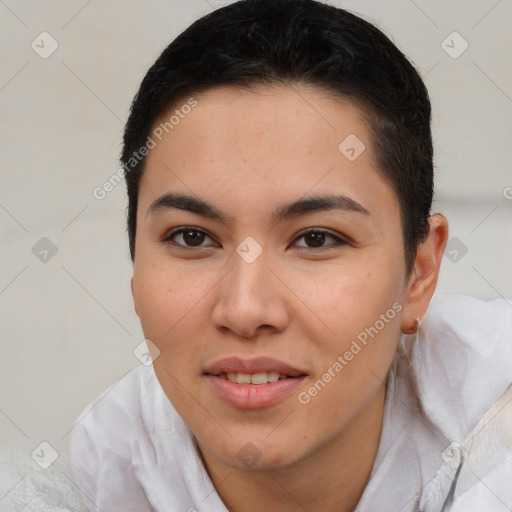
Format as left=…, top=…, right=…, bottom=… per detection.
left=70, top=293, right=512, bottom=512
left=0, top=447, right=87, bottom=512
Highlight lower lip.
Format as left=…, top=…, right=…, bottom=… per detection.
left=205, top=375, right=306, bottom=410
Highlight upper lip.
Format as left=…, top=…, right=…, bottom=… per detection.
left=204, top=357, right=307, bottom=377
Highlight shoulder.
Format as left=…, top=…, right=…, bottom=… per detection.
left=69, top=365, right=165, bottom=509
left=425, top=292, right=511, bottom=343
left=69, top=365, right=225, bottom=511
left=412, top=292, right=512, bottom=439
left=71, top=364, right=154, bottom=447
left=421, top=292, right=512, bottom=384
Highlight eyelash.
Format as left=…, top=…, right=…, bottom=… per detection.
left=161, top=226, right=348, bottom=251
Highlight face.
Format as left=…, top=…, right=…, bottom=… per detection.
left=132, top=84, right=410, bottom=472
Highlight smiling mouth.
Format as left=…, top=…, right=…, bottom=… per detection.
left=204, top=360, right=308, bottom=409
left=208, top=371, right=301, bottom=384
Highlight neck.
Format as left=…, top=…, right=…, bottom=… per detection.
left=201, top=384, right=386, bottom=512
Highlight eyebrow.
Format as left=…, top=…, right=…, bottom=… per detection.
left=147, top=192, right=371, bottom=225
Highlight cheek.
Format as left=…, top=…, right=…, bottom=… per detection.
left=132, top=259, right=224, bottom=391
left=132, top=262, right=202, bottom=342
left=133, top=265, right=207, bottom=398
left=289, top=251, right=404, bottom=400
left=292, top=279, right=402, bottom=437
left=294, top=254, right=403, bottom=340
left=132, top=267, right=167, bottom=338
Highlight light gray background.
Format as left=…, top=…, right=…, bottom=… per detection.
left=0, top=0, right=511, bottom=504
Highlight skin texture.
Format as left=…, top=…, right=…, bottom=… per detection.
left=131, top=84, right=448, bottom=512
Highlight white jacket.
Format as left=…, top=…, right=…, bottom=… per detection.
left=70, top=293, right=512, bottom=511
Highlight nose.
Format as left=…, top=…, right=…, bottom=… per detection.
left=211, top=251, right=290, bottom=339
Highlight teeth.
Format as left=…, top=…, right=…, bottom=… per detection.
left=236, top=373, right=251, bottom=384
left=267, top=372, right=280, bottom=383
left=250, top=372, right=268, bottom=384
left=220, top=371, right=289, bottom=384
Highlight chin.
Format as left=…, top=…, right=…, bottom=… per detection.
left=203, top=434, right=306, bottom=473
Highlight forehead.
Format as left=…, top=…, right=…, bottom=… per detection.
left=139, top=83, right=399, bottom=223
left=152, top=83, right=371, bottom=160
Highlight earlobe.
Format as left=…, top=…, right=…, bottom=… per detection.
left=401, top=214, right=449, bottom=333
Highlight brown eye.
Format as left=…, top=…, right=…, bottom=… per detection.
left=293, top=228, right=347, bottom=250
left=182, top=230, right=206, bottom=246
left=303, top=231, right=326, bottom=248
left=162, top=227, right=215, bottom=248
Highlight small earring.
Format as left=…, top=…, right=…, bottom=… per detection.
left=401, top=317, right=421, bottom=335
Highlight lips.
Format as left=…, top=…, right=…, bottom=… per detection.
left=204, top=356, right=306, bottom=377
left=204, top=357, right=307, bottom=409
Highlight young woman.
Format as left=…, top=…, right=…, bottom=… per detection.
left=70, top=1, right=512, bottom=510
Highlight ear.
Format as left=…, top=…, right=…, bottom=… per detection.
left=131, top=276, right=139, bottom=317
left=401, top=213, right=449, bottom=333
